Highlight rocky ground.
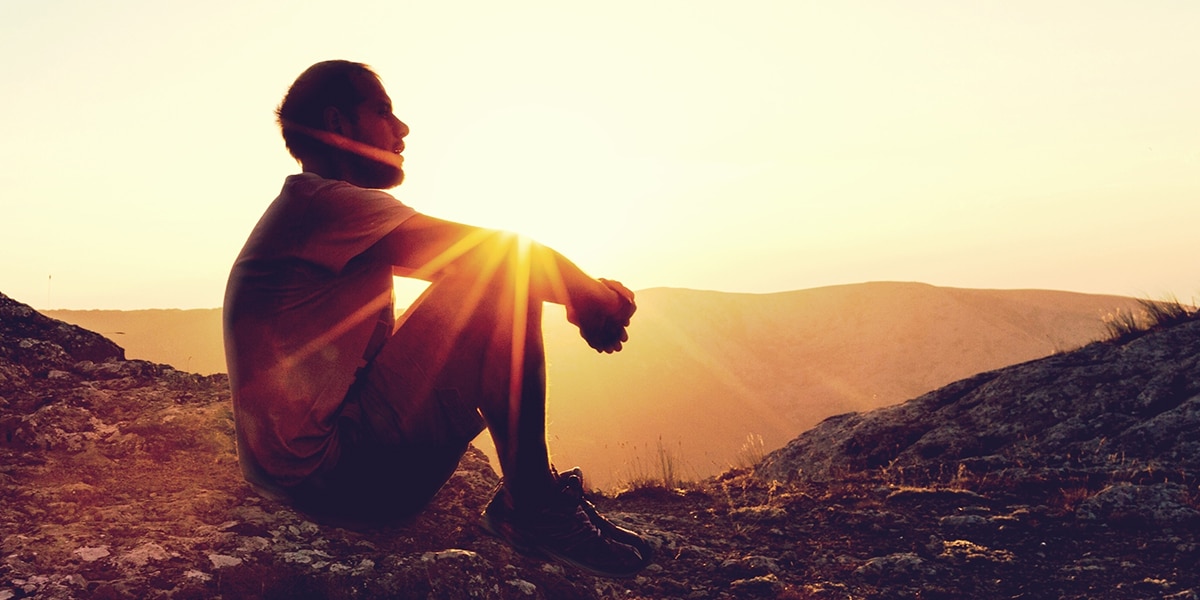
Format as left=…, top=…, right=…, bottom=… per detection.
left=2, top=290, right=1199, bottom=599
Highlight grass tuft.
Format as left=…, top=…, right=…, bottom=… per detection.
left=732, top=433, right=768, bottom=471
left=618, top=436, right=690, bottom=493
left=1103, top=295, right=1199, bottom=343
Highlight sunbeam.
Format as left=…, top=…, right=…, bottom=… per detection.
left=505, top=235, right=533, bottom=472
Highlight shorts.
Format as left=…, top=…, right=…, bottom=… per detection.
left=288, top=336, right=487, bottom=522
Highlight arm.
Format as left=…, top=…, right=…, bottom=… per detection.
left=371, top=213, right=636, bottom=352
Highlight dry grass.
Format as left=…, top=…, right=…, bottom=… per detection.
left=1103, top=295, right=1199, bottom=343
left=1050, top=485, right=1100, bottom=515
left=731, top=433, right=767, bottom=471
left=617, top=437, right=696, bottom=493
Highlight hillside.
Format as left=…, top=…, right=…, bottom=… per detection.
left=3, top=290, right=1198, bottom=599
left=49, top=282, right=1142, bottom=488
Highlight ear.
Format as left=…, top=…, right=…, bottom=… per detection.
left=322, top=106, right=344, bottom=134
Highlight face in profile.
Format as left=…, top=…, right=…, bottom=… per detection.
left=339, top=74, right=410, bottom=189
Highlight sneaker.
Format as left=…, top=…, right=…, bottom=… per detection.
left=480, top=471, right=650, bottom=578
left=554, top=467, right=655, bottom=564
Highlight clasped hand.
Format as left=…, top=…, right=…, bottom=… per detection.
left=568, top=279, right=636, bottom=353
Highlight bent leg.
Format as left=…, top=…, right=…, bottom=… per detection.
left=350, top=233, right=556, bottom=511
left=355, top=233, right=652, bottom=576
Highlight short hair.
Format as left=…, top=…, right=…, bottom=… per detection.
left=275, top=60, right=380, bottom=161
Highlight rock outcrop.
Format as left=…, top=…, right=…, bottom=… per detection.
left=758, top=314, right=1200, bottom=487
left=1, top=293, right=125, bottom=371
left=3, top=290, right=1199, bottom=599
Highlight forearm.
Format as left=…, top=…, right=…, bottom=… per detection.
left=377, top=213, right=620, bottom=315
left=525, top=241, right=611, bottom=311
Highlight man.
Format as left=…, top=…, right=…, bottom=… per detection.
left=224, top=60, right=651, bottom=577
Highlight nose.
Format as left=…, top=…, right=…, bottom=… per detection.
left=394, top=116, right=409, bottom=139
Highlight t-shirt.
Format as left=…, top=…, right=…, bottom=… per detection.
left=223, top=172, right=416, bottom=489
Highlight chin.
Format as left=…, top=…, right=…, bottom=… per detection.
left=356, top=162, right=405, bottom=189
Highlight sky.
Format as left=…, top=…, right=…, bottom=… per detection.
left=2, top=1, right=1198, bottom=310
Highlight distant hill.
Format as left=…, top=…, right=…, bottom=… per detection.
left=44, top=308, right=224, bottom=375
left=47, top=282, right=1142, bottom=488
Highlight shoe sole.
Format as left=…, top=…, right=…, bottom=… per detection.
left=578, top=504, right=655, bottom=565
left=478, top=511, right=646, bottom=579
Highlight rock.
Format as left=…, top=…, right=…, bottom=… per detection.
left=72, top=546, right=110, bottom=562
left=1075, top=482, right=1200, bottom=526
left=207, top=554, right=243, bottom=569
left=854, top=552, right=939, bottom=583
left=728, top=573, right=783, bottom=597
left=936, top=539, right=1016, bottom=566
left=721, top=554, right=781, bottom=577
left=119, top=542, right=172, bottom=567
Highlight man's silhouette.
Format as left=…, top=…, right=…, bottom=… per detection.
left=224, top=60, right=650, bottom=577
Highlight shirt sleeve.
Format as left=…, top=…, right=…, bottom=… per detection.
left=295, top=178, right=416, bottom=274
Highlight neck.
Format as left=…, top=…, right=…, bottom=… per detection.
left=300, top=156, right=343, bottom=180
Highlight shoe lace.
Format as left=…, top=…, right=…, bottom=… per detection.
left=556, top=468, right=584, bottom=498
left=557, top=467, right=605, bottom=514
left=540, top=467, right=609, bottom=548
left=555, top=503, right=605, bottom=548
